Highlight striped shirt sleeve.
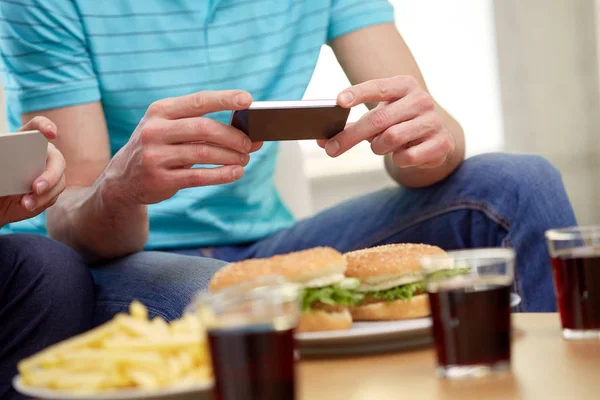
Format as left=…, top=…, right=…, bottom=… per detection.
left=327, top=0, right=395, bottom=42
left=0, top=0, right=100, bottom=113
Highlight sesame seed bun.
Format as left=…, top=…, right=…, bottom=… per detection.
left=209, top=247, right=346, bottom=292
left=344, top=243, right=446, bottom=279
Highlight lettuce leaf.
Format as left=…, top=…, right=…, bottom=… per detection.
left=364, top=268, right=470, bottom=302
left=300, top=269, right=471, bottom=310
left=301, top=283, right=365, bottom=312
left=427, top=267, right=471, bottom=280
left=365, top=281, right=425, bottom=302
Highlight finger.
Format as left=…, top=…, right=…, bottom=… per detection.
left=330, top=94, right=434, bottom=157
left=172, top=165, right=245, bottom=189
left=391, top=134, right=453, bottom=168
left=165, top=143, right=250, bottom=168
left=250, top=141, right=263, bottom=153
left=147, top=90, right=252, bottom=120
left=160, top=118, right=252, bottom=153
left=370, top=114, right=442, bottom=156
left=317, top=122, right=356, bottom=149
left=18, top=116, right=57, bottom=140
left=22, top=175, right=66, bottom=212
left=337, top=76, right=421, bottom=108
left=325, top=103, right=408, bottom=157
left=32, top=144, right=66, bottom=195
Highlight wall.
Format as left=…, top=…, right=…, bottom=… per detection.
left=597, top=0, right=600, bottom=129
left=0, top=85, right=6, bottom=133
left=494, top=0, right=600, bottom=224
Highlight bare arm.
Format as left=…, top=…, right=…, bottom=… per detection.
left=330, top=23, right=465, bottom=188
left=23, top=91, right=258, bottom=262
left=23, top=103, right=148, bottom=261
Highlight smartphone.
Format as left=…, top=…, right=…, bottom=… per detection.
left=230, top=100, right=350, bottom=141
left=0, top=130, right=47, bottom=197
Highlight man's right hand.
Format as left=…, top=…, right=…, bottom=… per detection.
left=102, top=90, right=261, bottom=205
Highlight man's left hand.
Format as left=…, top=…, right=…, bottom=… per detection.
left=320, top=76, right=456, bottom=169
left=0, top=117, right=66, bottom=226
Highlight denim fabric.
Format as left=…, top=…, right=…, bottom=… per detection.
left=89, top=153, right=576, bottom=332
left=0, top=235, right=94, bottom=400
left=89, top=252, right=226, bottom=326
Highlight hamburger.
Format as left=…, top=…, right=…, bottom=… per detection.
left=208, top=247, right=364, bottom=332
left=345, top=243, right=447, bottom=321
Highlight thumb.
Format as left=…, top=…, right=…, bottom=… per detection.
left=19, top=116, right=57, bottom=140
left=317, top=122, right=356, bottom=148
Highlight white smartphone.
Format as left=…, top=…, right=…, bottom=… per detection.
left=0, top=130, right=48, bottom=197
left=230, top=100, right=350, bottom=141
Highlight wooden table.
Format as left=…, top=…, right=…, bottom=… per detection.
left=298, top=314, right=599, bottom=400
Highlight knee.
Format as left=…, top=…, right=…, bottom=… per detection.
left=0, top=234, right=94, bottom=328
left=460, top=153, right=565, bottom=196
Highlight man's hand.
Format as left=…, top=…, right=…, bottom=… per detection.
left=0, top=117, right=66, bottom=226
left=320, top=76, right=455, bottom=169
left=100, top=90, right=262, bottom=205
left=22, top=90, right=262, bottom=261
left=328, top=24, right=465, bottom=188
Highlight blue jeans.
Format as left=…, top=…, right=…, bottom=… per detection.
left=90, top=153, right=576, bottom=327
left=0, top=234, right=95, bottom=400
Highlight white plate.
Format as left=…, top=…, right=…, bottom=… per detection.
left=12, top=376, right=213, bottom=400
left=296, top=293, right=522, bottom=356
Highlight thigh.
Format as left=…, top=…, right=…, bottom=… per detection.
left=217, top=155, right=514, bottom=261
left=0, top=234, right=94, bottom=400
left=225, top=153, right=572, bottom=259
left=90, top=251, right=227, bottom=325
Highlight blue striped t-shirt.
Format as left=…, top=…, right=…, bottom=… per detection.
left=0, top=0, right=394, bottom=249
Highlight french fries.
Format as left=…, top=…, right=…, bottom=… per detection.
left=18, top=301, right=212, bottom=393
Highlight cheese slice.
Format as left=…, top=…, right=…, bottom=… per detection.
left=302, top=273, right=346, bottom=288
left=356, top=274, right=422, bottom=292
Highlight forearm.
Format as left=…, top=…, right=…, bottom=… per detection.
left=19, top=104, right=147, bottom=260
left=46, top=176, right=148, bottom=262
left=385, top=104, right=465, bottom=188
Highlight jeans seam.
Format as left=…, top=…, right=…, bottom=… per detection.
left=358, top=199, right=512, bottom=250
left=95, top=300, right=174, bottom=321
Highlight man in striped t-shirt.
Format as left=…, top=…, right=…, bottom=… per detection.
left=0, top=0, right=576, bottom=327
